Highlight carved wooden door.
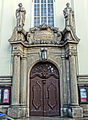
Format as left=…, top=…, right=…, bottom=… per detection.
left=30, top=62, right=60, bottom=116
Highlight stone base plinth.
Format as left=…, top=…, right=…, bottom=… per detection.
left=61, top=108, right=68, bottom=117
left=68, top=106, right=83, bottom=118
left=8, top=105, right=28, bottom=119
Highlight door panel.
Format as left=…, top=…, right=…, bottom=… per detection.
left=30, top=62, right=60, bottom=116
left=30, top=77, right=43, bottom=116
left=44, top=76, right=59, bottom=116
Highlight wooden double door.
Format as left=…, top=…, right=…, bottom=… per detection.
left=30, top=62, right=60, bottom=116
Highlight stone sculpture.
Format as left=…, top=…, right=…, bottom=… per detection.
left=63, top=3, right=74, bottom=27
left=16, top=3, right=26, bottom=31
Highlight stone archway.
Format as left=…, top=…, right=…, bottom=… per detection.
left=29, top=62, right=60, bottom=116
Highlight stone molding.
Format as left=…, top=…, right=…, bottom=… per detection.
left=77, top=75, right=88, bottom=85
left=0, top=76, right=12, bottom=86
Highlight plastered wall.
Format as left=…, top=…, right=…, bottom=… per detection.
left=0, top=0, right=88, bottom=75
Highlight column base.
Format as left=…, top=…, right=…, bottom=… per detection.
left=8, top=105, right=28, bottom=119
left=61, top=106, right=83, bottom=118
left=68, top=106, right=83, bottom=118
left=61, top=107, right=69, bottom=117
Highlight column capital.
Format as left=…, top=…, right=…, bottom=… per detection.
left=65, top=50, right=77, bottom=58
left=61, top=55, right=66, bottom=59
left=12, top=51, right=21, bottom=57
left=21, top=53, right=27, bottom=59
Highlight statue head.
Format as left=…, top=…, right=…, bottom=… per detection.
left=66, top=3, right=70, bottom=8
left=18, top=3, right=22, bottom=8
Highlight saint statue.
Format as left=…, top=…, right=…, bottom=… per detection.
left=63, top=3, right=74, bottom=27
left=16, top=3, right=26, bottom=31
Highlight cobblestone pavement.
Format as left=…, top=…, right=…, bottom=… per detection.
left=15, top=117, right=88, bottom=120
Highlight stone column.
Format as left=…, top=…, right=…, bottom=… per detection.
left=20, top=56, right=27, bottom=105
left=69, top=55, right=78, bottom=106
left=12, top=54, right=20, bottom=105
left=8, top=53, right=28, bottom=118
left=61, top=56, right=68, bottom=117
left=68, top=54, right=83, bottom=118
left=62, top=56, right=68, bottom=106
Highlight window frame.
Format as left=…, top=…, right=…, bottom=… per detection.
left=33, top=0, right=55, bottom=27
left=0, top=87, right=11, bottom=105
left=79, top=86, right=88, bottom=104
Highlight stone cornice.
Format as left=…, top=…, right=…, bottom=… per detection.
left=77, top=75, right=88, bottom=85
left=0, top=76, right=12, bottom=85
left=9, top=24, right=63, bottom=46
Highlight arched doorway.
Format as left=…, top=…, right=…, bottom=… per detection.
left=30, top=62, right=60, bottom=116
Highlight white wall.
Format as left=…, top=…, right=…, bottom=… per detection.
left=55, top=0, right=71, bottom=29
left=0, top=0, right=13, bottom=76
left=0, top=0, right=31, bottom=76
left=0, top=0, right=88, bottom=76
left=73, top=0, right=88, bottom=75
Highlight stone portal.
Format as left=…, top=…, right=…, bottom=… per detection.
left=8, top=3, right=83, bottom=119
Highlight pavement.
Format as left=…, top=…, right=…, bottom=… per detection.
left=15, top=117, right=88, bottom=120
left=0, top=116, right=88, bottom=120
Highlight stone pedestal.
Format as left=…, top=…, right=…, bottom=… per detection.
left=61, top=108, right=69, bottom=117
left=68, top=106, right=83, bottom=118
left=8, top=106, right=28, bottom=118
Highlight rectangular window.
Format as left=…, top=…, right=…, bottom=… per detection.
left=41, top=17, right=47, bottom=24
left=48, top=0, right=53, bottom=3
left=34, top=0, right=54, bottom=27
left=0, top=87, right=11, bottom=105
left=48, top=4, right=53, bottom=16
left=41, top=0, right=46, bottom=3
left=79, top=86, right=88, bottom=103
left=34, top=0, right=40, bottom=3
left=34, top=17, right=40, bottom=26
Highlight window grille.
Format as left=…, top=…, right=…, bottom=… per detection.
left=34, top=0, right=54, bottom=27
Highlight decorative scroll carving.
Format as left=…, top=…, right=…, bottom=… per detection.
left=9, top=3, right=79, bottom=47
left=62, top=25, right=80, bottom=44
left=9, top=27, right=26, bottom=42
left=9, top=24, right=62, bottom=46
left=27, top=24, right=62, bottom=45
left=30, top=62, right=59, bottom=79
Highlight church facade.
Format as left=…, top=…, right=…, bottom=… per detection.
left=0, top=0, right=88, bottom=119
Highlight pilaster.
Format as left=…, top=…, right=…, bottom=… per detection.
left=69, top=54, right=78, bottom=106
left=20, top=54, right=27, bottom=106
left=61, top=55, right=68, bottom=117
left=12, top=53, right=20, bottom=105
left=62, top=56, right=68, bottom=107
left=67, top=48, right=83, bottom=118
